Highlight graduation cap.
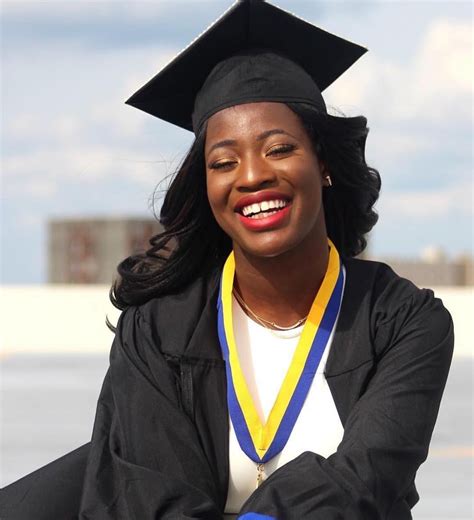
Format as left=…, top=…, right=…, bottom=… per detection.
left=126, top=0, right=367, bottom=134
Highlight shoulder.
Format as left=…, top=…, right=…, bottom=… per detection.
left=344, top=257, right=453, bottom=357
left=344, top=256, right=414, bottom=297
left=115, top=269, right=221, bottom=354
left=137, top=269, right=220, bottom=322
left=344, top=256, right=445, bottom=312
left=341, top=257, right=418, bottom=328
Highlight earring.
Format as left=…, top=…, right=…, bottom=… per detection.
left=325, top=175, right=332, bottom=187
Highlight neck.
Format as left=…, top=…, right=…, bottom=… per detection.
left=232, top=235, right=329, bottom=328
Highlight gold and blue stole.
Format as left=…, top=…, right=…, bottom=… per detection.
left=217, top=239, right=344, bottom=464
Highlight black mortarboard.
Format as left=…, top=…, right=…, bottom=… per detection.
left=126, top=0, right=367, bottom=134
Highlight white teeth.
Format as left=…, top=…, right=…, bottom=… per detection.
left=240, top=199, right=288, bottom=217
left=251, top=203, right=260, bottom=215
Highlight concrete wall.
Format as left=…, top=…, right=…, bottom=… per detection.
left=0, top=286, right=120, bottom=354
left=1, top=285, right=472, bottom=357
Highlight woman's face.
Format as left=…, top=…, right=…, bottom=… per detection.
left=205, top=102, right=327, bottom=259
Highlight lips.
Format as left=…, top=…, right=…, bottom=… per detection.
left=234, top=191, right=292, bottom=231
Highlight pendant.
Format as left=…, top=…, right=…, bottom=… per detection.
left=256, top=463, right=265, bottom=488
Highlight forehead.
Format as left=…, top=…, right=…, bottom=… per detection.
left=205, top=102, right=307, bottom=145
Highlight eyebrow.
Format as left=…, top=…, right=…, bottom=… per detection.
left=207, top=128, right=296, bottom=154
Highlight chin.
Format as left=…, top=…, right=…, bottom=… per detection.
left=233, top=233, right=302, bottom=259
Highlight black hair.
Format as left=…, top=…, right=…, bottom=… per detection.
left=286, top=103, right=380, bottom=259
left=110, top=103, right=380, bottom=310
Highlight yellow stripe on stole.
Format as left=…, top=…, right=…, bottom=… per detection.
left=222, top=240, right=340, bottom=459
left=222, top=253, right=263, bottom=450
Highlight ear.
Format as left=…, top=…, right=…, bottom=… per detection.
left=319, top=161, right=332, bottom=187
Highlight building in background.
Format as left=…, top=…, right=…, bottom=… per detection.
left=374, top=246, right=473, bottom=288
left=48, top=217, right=162, bottom=284
left=48, top=219, right=473, bottom=287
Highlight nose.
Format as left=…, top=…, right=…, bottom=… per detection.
left=235, top=154, right=277, bottom=191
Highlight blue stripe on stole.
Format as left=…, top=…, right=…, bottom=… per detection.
left=238, top=514, right=276, bottom=519
left=218, top=285, right=260, bottom=461
left=262, top=262, right=345, bottom=462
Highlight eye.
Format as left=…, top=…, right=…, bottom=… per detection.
left=267, top=144, right=296, bottom=156
left=209, top=160, right=237, bottom=170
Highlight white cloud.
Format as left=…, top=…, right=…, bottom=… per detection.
left=2, top=42, right=184, bottom=199
left=2, top=144, right=173, bottom=200
left=7, top=114, right=37, bottom=139
left=381, top=180, right=473, bottom=219
left=26, top=179, right=58, bottom=199
left=366, top=131, right=436, bottom=165
left=417, top=19, right=472, bottom=93
left=4, top=44, right=179, bottom=147
left=326, top=18, right=473, bottom=125
left=87, top=45, right=179, bottom=139
left=7, top=114, right=83, bottom=143
left=324, top=16, right=473, bottom=172
left=397, top=19, right=472, bottom=122
left=114, top=46, right=179, bottom=99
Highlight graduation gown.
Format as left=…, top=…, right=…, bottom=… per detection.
left=0, top=258, right=454, bottom=520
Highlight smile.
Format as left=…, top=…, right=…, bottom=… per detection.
left=240, top=199, right=289, bottom=218
left=237, top=202, right=291, bottom=231
left=233, top=191, right=292, bottom=231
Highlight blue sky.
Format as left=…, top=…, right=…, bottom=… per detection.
left=1, top=0, right=472, bottom=283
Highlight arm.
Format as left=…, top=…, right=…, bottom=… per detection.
left=237, top=288, right=454, bottom=520
left=79, top=307, right=222, bottom=520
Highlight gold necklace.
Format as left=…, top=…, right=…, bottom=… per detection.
left=232, top=288, right=308, bottom=331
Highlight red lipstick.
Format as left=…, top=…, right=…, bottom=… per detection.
left=237, top=204, right=291, bottom=231
left=234, top=190, right=292, bottom=232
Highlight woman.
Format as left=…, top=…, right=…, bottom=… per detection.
left=0, top=1, right=453, bottom=519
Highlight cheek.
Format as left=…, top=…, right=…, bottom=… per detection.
left=205, top=171, right=217, bottom=207
left=206, top=173, right=230, bottom=222
left=292, top=162, right=323, bottom=192
left=293, top=167, right=324, bottom=218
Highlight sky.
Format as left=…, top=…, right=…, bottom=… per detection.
left=1, top=0, right=473, bottom=283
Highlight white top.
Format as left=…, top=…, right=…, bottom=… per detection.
left=224, top=294, right=345, bottom=516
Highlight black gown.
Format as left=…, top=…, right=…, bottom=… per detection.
left=0, top=258, right=454, bottom=519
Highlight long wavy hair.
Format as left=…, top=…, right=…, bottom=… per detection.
left=111, top=103, right=381, bottom=310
